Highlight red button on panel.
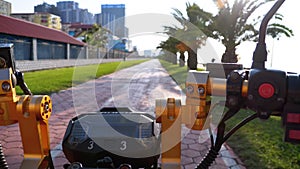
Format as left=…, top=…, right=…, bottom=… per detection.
left=287, top=113, right=300, bottom=124
left=258, top=83, right=275, bottom=99
left=289, top=130, right=300, bottom=140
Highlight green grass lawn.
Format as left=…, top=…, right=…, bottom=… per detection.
left=159, top=60, right=300, bottom=169
left=159, top=59, right=188, bottom=90
left=226, top=111, right=300, bottom=169
left=17, top=59, right=149, bottom=95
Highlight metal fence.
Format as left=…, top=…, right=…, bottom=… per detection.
left=0, top=33, right=130, bottom=60
left=70, top=45, right=85, bottom=59
left=87, top=46, right=128, bottom=59
left=37, top=40, right=66, bottom=59
left=0, top=34, right=32, bottom=60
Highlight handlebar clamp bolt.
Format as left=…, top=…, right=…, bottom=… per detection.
left=198, top=87, right=205, bottom=95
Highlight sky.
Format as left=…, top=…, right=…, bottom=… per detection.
left=5, top=0, right=300, bottom=72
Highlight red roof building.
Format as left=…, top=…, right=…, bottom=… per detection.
left=0, top=14, right=85, bottom=46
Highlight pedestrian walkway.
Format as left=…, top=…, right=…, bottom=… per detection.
left=0, top=59, right=245, bottom=169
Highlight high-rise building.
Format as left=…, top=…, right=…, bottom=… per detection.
left=95, top=13, right=102, bottom=26
left=0, top=0, right=11, bottom=16
left=100, top=12, right=115, bottom=36
left=34, top=2, right=60, bottom=16
left=80, top=9, right=94, bottom=24
left=56, top=1, right=94, bottom=24
left=57, top=1, right=79, bottom=23
left=101, top=4, right=126, bottom=38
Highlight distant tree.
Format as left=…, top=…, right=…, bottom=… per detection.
left=157, top=37, right=180, bottom=64
left=162, top=0, right=293, bottom=64
left=162, top=4, right=208, bottom=70
left=83, top=24, right=110, bottom=48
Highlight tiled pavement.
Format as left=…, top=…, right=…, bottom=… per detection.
left=0, top=59, right=246, bottom=169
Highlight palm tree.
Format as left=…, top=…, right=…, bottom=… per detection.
left=267, top=13, right=293, bottom=39
left=157, top=36, right=180, bottom=64
left=162, top=4, right=209, bottom=70
left=176, top=42, right=188, bottom=67
left=200, top=0, right=293, bottom=63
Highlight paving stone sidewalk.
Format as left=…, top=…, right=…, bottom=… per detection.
left=0, top=59, right=245, bottom=169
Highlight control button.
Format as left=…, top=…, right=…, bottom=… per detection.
left=287, top=113, right=300, bottom=124
left=289, top=130, right=300, bottom=140
left=258, top=83, right=274, bottom=99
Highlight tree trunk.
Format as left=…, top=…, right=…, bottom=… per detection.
left=172, top=52, right=177, bottom=64
left=221, top=47, right=238, bottom=63
left=166, top=52, right=177, bottom=64
left=167, top=53, right=171, bottom=62
left=179, top=51, right=185, bottom=67
left=187, top=48, right=197, bottom=70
